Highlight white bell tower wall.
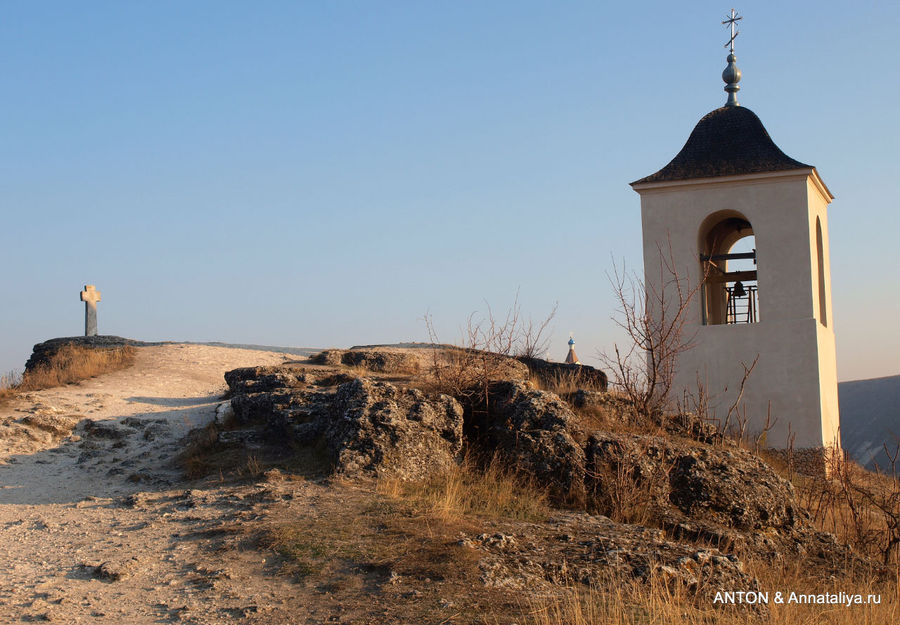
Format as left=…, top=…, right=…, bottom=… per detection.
left=634, top=169, right=839, bottom=452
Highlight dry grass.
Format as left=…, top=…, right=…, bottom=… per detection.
left=377, top=454, right=550, bottom=523
left=0, top=370, right=22, bottom=403
left=795, top=455, right=900, bottom=567
left=521, top=564, right=899, bottom=625
left=532, top=368, right=585, bottom=396
left=530, top=367, right=607, bottom=397
left=260, top=488, right=487, bottom=618
left=179, top=421, right=222, bottom=479
left=22, top=345, right=135, bottom=391
left=0, top=345, right=135, bottom=407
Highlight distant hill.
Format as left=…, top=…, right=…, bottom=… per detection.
left=839, top=374, right=900, bottom=471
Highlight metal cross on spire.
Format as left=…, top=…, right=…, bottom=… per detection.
left=723, top=8, right=742, bottom=53
left=721, top=9, right=743, bottom=106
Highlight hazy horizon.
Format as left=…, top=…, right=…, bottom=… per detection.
left=3, top=2, right=898, bottom=382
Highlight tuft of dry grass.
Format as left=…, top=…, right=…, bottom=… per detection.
left=0, top=370, right=22, bottom=403
left=377, top=454, right=550, bottom=523
left=530, top=367, right=607, bottom=397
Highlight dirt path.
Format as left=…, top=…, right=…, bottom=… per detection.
left=0, top=344, right=312, bottom=624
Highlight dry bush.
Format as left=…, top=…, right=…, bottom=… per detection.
left=422, top=293, right=556, bottom=404
left=377, top=454, right=550, bottom=523
left=18, top=345, right=136, bottom=391
left=797, top=448, right=900, bottom=567
left=599, top=243, right=706, bottom=419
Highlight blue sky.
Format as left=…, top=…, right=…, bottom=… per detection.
left=1, top=1, right=897, bottom=381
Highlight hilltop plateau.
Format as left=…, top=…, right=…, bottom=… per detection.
left=0, top=340, right=896, bottom=624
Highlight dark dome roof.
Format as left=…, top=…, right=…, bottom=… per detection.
left=631, top=106, right=811, bottom=185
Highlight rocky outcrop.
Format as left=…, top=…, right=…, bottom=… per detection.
left=518, top=357, right=608, bottom=392
left=311, top=349, right=421, bottom=374
left=474, top=381, right=587, bottom=497
left=224, top=364, right=799, bottom=537
left=224, top=366, right=308, bottom=395
left=225, top=366, right=801, bottom=534
left=325, top=379, right=463, bottom=480
left=25, top=336, right=157, bottom=372
left=223, top=366, right=463, bottom=481
left=585, top=432, right=798, bottom=532
left=463, top=381, right=800, bottom=538
left=215, top=360, right=883, bottom=602
left=224, top=366, right=314, bottom=428
left=462, top=511, right=759, bottom=605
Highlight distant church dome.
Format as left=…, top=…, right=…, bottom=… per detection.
left=632, top=106, right=811, bottom=186
left=565, top=336, right=580, bottom=365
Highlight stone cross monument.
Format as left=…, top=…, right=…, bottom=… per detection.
left=80, top=285, right=101, bottom=337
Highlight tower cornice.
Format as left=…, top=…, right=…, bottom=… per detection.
left=631, top=167, right=833, bottom=202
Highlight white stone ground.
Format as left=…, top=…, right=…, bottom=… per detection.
left=0, top=344, right=310, bottom=624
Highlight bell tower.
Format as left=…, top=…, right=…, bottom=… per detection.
left=630, top=12, right=840, bottom=464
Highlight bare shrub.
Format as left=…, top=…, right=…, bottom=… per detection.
left=799, top=446, right=900, bottom=567
left=422, top=292, right=556, bottom=404
left=598, top=242, right=705, bottom=419
left=518, top=301, right=559, bottom=359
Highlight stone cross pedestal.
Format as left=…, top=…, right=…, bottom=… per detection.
left=80, top=285, right=101, bottom=336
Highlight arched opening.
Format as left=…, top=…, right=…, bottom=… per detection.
left=816, top=217, right=827, bottom=327
left=699, top=211, right=759, bottom=325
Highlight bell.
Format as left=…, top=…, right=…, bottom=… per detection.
left=732, top=281, right=746, bottom=298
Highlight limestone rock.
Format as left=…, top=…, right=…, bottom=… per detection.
left=25, top=336, right=152, bottom=373
left=477, top=381, right=586, bottom=497
left=230, top=390, right=302, bottom=426
left=668, top=447, right=797, bottom=530
left=18, top=413, right=80, bottom=437
left=518, top=357, right=608, bottom=392
left=81, top=421, right=130, bottom=441
left=223, top=367, right=464, bottom=481
left=464, top=510, right=760, bottom=604
left=325, top=378, right=463, bottom=481
left=223, top=367, right=307, bottom=395
left=585, top=432, right=798, bottom=531
left=310, top=348, right=421, bottom=374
